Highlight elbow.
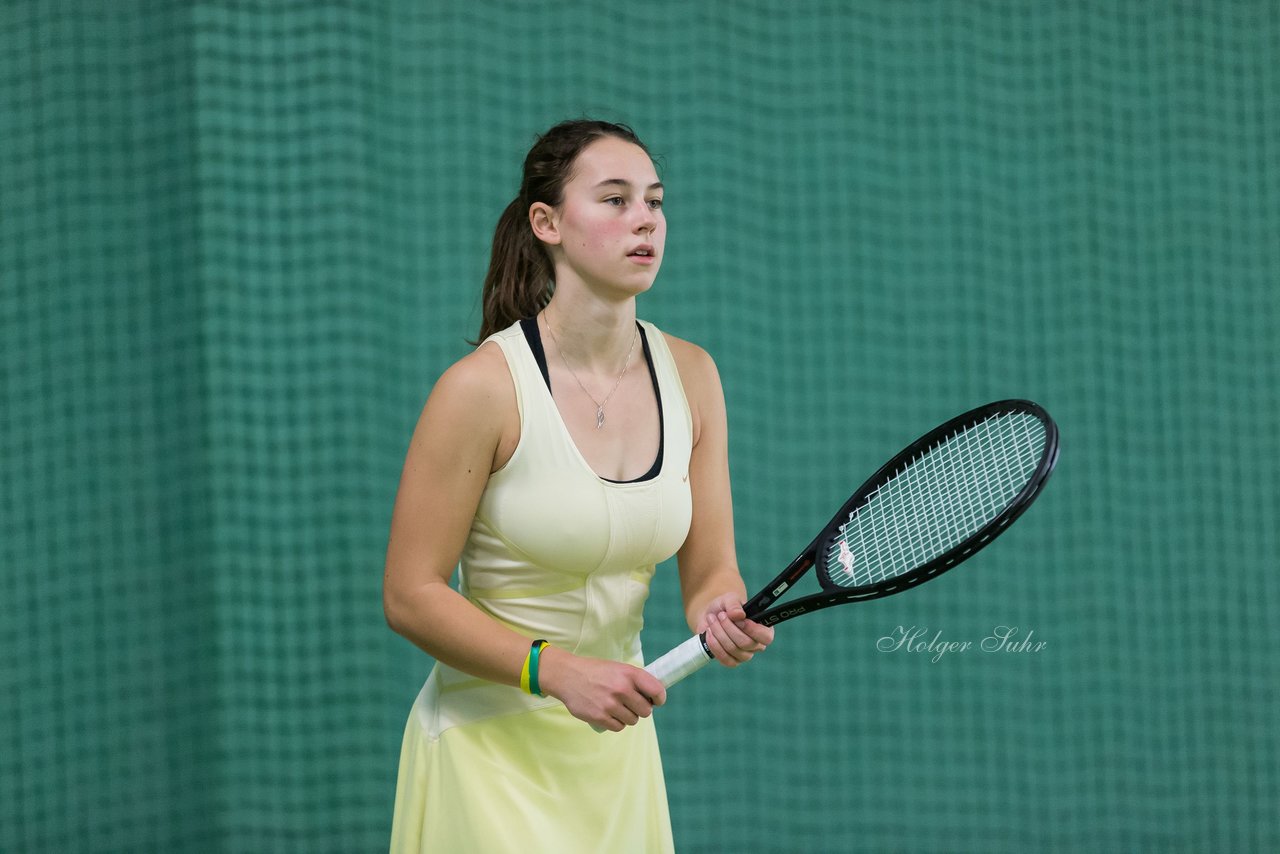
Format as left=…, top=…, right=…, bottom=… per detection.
left=383, top=594, right=401, bottom=636
left=383, top=572, right=409, bottom=636
left=383, top=571, right=448, bottom=637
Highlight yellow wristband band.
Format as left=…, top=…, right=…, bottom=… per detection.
left=519, top=649, right=533, bottom=694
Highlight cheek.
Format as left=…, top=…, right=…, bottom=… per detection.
left=570, top=215, right=625, bottom=250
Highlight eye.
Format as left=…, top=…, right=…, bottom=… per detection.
left=647, top=197, right=664, bottom=210
left=604, top=196, right=625, bottom=206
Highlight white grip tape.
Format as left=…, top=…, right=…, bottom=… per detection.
left=646, top=633, right=714, bottom=688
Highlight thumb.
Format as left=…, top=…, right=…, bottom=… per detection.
left=635, top=668, right=667, bottom=707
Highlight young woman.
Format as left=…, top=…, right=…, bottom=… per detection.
left=383, top=119, right=773, bottom=852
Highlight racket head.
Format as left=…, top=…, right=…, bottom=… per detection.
left=813, top=399, right=1058, bottom=598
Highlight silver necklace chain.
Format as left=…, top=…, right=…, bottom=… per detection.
left=544, top=311, right=639, bottom=429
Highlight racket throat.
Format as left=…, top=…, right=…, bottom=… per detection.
left=746, top=555, right=813, bottom=615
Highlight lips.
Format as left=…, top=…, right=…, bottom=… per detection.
left=627, top=243, right=656, bottom=260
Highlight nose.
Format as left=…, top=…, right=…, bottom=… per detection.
left=636, top=205, right=658, bottom=236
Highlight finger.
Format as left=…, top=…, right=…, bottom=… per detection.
left=700, top=598, right=746, bottom=630
left=705, top=617, right=749, bottom=666
left=617, top=674, right=657, bottom=719
left=702, top=621, right=732, bottom=666
left=715, top=612, right=760, bottom=657
left=615, top=698, right=645, bottom=725
left=736, top=620, right=775, bottom=648
left=725, top=613, right=773, bottom=646
left=625, top=693, right=654, bottom=720
left=636, top=672, right=667, bottom=707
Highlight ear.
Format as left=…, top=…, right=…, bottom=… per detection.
left=529, top=202, right=562, bottom=246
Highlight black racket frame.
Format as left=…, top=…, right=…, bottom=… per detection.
left=743, top=399, right=1059, bottom=627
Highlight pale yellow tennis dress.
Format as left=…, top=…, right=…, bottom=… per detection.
left=389, top=318, right=693, bottom=853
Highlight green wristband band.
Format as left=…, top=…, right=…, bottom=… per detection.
left=528, top=639, right=549, bottom=697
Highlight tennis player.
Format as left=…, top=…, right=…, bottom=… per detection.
left=383, top=119, right=773, bottom=852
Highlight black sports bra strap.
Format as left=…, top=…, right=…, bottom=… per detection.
left=518, top=317, right=664, bottom=483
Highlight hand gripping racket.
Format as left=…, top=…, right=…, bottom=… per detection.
left=647, top=399, right=1059, bottom=690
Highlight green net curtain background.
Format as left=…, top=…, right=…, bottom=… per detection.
left=3, top=1, right=1277, bottom=850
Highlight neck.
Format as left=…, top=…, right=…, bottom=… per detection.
left=541, top=291, right=637, bottom=374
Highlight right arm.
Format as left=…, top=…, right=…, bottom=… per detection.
left=382, top=344, right=665, bottom=732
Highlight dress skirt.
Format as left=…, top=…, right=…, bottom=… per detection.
left=389, top=688, right=675, bottom=853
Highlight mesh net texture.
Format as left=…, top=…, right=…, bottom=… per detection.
left=3, top=2, right=1278, bottom=851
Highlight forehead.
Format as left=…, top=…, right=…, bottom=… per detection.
left=568, top=136, right=658, bottom=186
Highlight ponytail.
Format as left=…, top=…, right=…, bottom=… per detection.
left=472, top=118, right=650, bottom=345
left=473, top=197, right=552, bottom=343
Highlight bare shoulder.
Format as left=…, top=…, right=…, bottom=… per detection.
left=661, top=330, right=721, bottom=392
left=661, top=330, right=726, bottom=445
left=420, top=340, right=518, bottom=470
left=435, top=340, right=511, bottom=399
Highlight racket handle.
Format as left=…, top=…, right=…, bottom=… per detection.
left=591, top=633, right=714, bottom=732
left=646, top=632, right=714, bottom=688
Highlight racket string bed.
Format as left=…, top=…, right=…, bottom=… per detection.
left=857, top=433, right=970, bottom=582
left=825, top=411, right=1046, bottom=589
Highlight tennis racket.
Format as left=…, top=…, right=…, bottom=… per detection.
left=647, top=398, right=1059, bottom=690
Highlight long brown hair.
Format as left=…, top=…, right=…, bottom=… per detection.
left=473, top=119, right=651, bottom=343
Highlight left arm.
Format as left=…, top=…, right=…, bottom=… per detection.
left=668, top=336, right=774, bottom=667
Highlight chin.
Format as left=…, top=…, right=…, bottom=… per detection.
left=594, top=271, right=657, bottom=300
left=579, top=266, right=660, bottom=301
left=620, top=277, right=657, bottom=298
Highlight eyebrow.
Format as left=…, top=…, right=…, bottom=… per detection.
left=594, top=179, right=664, bottom=191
